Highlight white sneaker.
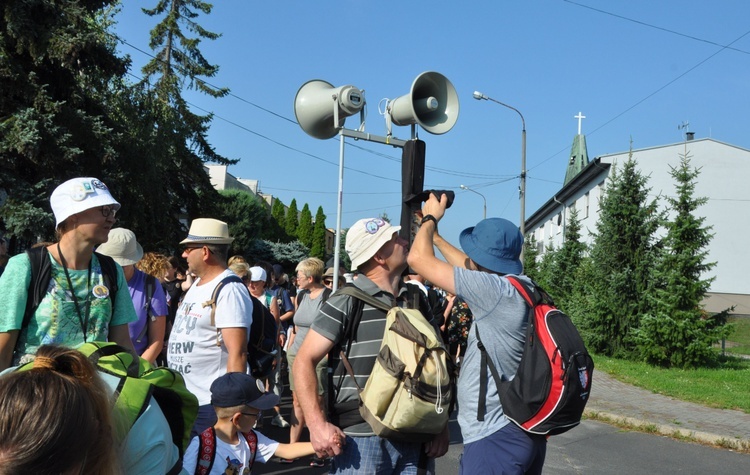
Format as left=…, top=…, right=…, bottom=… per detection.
left=271, top=414, right=290, bottom=428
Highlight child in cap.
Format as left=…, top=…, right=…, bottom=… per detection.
left=182, top=372, right=319, bottom=474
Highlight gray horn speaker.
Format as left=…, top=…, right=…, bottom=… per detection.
left=388, top=72, right=459, bottom=135
left=294, top=80, right=365, bottom=139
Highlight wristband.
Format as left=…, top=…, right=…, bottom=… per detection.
left=420, top=214, right=438, bottom=228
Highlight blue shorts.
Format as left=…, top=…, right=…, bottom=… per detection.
left=460, top=422, right=547, bottom=475
left=331, top=435, right=434, bottom=475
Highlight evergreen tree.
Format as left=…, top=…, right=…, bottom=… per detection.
left=139, top=0, right=231, bottom=235
left=270, top=198, right=287, bottom=241
left=216, top=189, right=268, bottom=255
left=297, top=203, right=314, bottom=248
left=535, top=242, right=557, bottom=293
left=550, top=207, right=587, bottom=304
left=584, top=156, right=661, bottom=357
left=635, top=154, right=732, bottom=367
left=523, top=234, right=540, bottom=281
left=0, top=1, right=128, bottom=241
left=285, top=199, right=299, bottom=238
left=310, top=206, right=327, bottom=260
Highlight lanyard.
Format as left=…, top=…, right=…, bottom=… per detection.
left=57, top=242, right=92, bottom=342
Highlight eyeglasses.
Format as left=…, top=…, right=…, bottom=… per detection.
left=364, top=218, right=387, bottom=234
left=100, top=206, right=117, bottom=218
left=183, top=246, right=202, bottom=255
left=241, top=411, right=259, bottom=418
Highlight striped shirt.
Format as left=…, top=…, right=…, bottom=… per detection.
left=311, top=274, right=430, bottom=436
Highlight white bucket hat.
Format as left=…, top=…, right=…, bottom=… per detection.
left=96, top=228, right=143, bottom=267
left=346, top=218, right=401, bottom=271
left=50, top=177, right=120, bottom=227
left=180, top=218, right=234, bottom=245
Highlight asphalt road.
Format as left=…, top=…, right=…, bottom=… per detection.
left=254, top=418, right=750, bottom=474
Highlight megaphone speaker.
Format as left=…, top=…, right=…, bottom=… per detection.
left=294, top=80, right=365, bottom=139
left=388, top=72, right=459, bottom=135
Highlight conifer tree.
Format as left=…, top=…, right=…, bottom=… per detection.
left=523, top=234, right=540, bottom=281
left=270, top=198, right=287, bottom=241
left=635, top=154, right=732, bottom=367
left=550, top=207, right=587, bottom=304
left=285, top=199, right=299, bottom=238
left=297, top=204, right=314, bottom=248
left=310, top=206, right=327, bottom=260
left=584, top=156, right=661, bottom=357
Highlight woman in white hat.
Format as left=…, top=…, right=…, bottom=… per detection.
left=0, top=177, right=137, bottom=370
left=97, top=228, right=168, bottom=364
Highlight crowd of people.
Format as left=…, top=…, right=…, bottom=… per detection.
left=0, top=176, right=545, bottom=475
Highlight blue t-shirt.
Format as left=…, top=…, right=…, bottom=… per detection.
left=453, top=267, right=530, bottom=444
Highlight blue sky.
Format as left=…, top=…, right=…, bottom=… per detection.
left=113, top=0, right=750, bottom=244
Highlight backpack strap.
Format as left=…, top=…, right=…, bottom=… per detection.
left=196, top=426, right=217, bottom=475
left=475, top=324, right=505, bottom=421
left=296, top=289, right=308, bottom=307
left=241, top=430, right=258, bottom=471
left=203, top=275, right=244, bottom=346
left=136, top=274, right=157, bottom=344
left=23, top=247, right=52, bottom=331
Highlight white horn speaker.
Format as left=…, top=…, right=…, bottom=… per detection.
left=387, top=72, right=459, bottom=135
left=294, top=80, right=365, bottom=139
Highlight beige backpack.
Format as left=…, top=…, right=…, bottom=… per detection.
left=335, top=286, right=455, bottom=442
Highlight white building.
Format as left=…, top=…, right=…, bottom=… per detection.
left=526, top=135, right=750, bottom=314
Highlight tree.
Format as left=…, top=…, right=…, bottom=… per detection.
left=534, top=242, right=557, bottom=294
left=284, top=199, right=299, bottom=238
left=139, top=0, right=231, bottom=237
left=0, top=1, right=128, bottom=242
left=522, top=234, right=540, bottom=281
left=310, top=206, right=327, bottom=260
left=635, top=154, right=732, bottom=367
left=270, top=197, right=287, bottom=242
left=216, top=189, right=269, bottom=255
left=583, top=156, right=662, bottom=358
left=297, top=203, right=313, bottom=248
left=550, top=207, right=587, bottom=304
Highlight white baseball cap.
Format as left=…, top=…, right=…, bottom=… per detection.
left=50, top=177, right=120, bottom=227
left=346, top=218, right=401, bottom=271
left=249, top=266, right=267, bottom=282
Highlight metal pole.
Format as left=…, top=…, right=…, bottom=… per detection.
left=460, top=184, right=487, bottom=219
left=332, top=132, right=345, bottom=292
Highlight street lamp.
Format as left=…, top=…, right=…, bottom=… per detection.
left=472, top=91, right=526, bottom=237
left=460, top=184, right=486, bottom=219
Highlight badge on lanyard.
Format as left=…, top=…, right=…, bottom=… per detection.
left=92, top=285, right=109, bottom=299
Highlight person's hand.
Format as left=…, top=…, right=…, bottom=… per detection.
left=421, top=192, right=449, bottom=222
left=309, top=421, right=347, bottom=458
left=424, top=424, right=450, bottom=458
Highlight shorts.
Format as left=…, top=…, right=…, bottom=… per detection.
left=287, top=351, right=328, bottom=395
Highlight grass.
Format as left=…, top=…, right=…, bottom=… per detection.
left=593, top=354, right=750, bottom=414
left=724, top=315, right=750, bottom=356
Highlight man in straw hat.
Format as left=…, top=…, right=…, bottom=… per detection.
left=294, top=217, right=449, bottom=473
left=407, top=193, right=546, bottom=474
left=167, top=218, right=253, bottom=438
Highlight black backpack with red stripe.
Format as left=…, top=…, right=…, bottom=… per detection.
left=476, top=276, right=593, bottom=435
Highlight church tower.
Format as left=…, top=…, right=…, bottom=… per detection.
left=564, top=112, right=590, bottom=185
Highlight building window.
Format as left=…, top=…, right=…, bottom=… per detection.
left=584, top=192, right=590, bottom=218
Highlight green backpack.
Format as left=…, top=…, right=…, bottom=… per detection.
left=19, top=342, right=198, bottom=473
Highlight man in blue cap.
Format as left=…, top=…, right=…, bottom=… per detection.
left=408, top=193, right=547, bottom=475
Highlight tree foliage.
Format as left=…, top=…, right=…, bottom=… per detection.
left=580, top=156, right=662, bottom=358
left=310, top=206, right=327, bottom=260
left=216, top=189, right=268, bottom=255
left=522, top=234, right=540, bottom=281
left=297, top=203, right=313, bottom=248
left=284, top=198, right=299, bottom=239
left=634, top=154, right=732, bottom=367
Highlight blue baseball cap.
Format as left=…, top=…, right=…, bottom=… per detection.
left=459, top=218, right=523, bottom=275
left=210, top=373, right=279, bottom=410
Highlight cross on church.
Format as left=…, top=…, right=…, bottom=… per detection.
left=575, top=112, right=586, bottom=135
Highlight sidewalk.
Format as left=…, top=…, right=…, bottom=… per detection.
left=585, top=370, right=750, bottom=449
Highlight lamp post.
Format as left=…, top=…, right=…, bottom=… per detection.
left=460, top=184, right=486, bottom=219
left=472, top=91, right=526, bottom=237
